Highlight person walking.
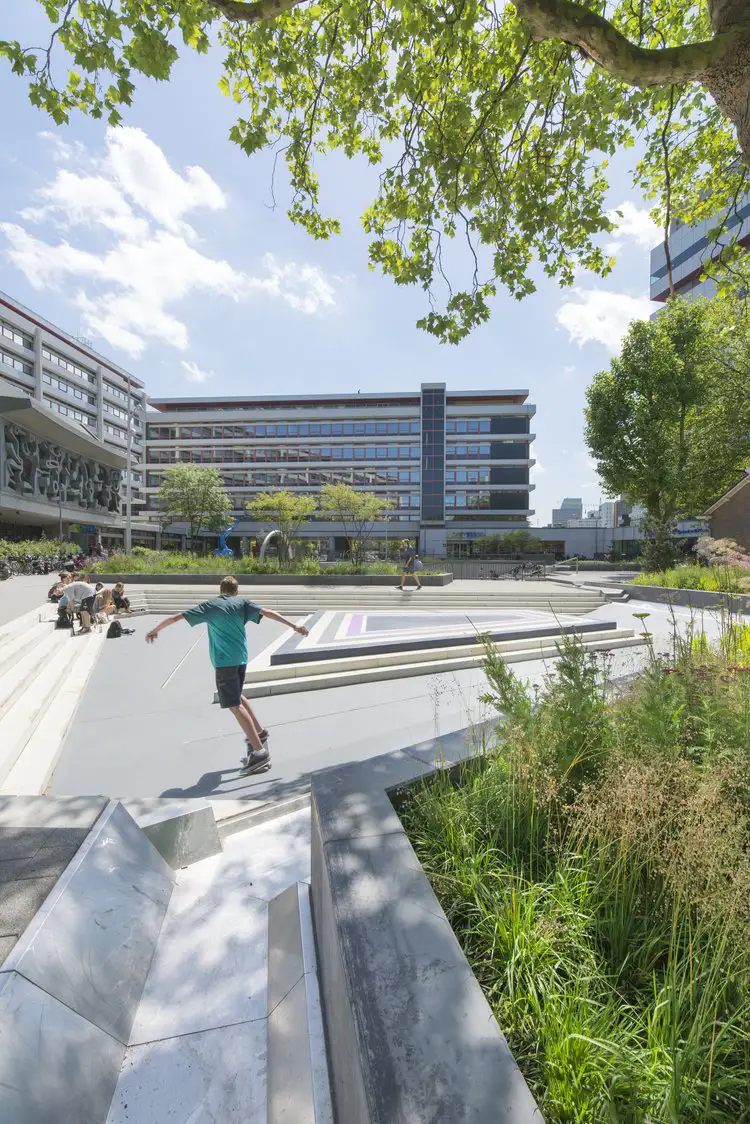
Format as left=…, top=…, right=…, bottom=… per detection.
left=398, top=538, right=422, bottom=591
left=145, top=576, right=309, bottom=773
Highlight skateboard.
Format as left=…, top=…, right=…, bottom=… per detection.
left=240, top=758, right=272, bottom=775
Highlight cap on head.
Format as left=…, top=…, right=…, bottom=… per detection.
left=220, top=575, right=239, bottom=595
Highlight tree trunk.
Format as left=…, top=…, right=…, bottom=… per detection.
left=704, top=3, right=750, bottom=162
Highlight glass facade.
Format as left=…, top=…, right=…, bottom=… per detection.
left=144, top=383, right=535, bottom=534
left=421, top=385, right=446, bottom=522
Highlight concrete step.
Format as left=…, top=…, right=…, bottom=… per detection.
left=0, top=626, right=68, bottom=721
left=0, top=603, right=54, bottom=649
left=0, top=633, right=94, bottom=786
left=0, top=619, right=56, bottom=680
left=1, top=631, right=107, bottom=796
left=243, top=628, right=626, bottom=685
left=243, top=630, right=645, bottom=697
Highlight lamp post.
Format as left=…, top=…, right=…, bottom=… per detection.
left=384, top=511, right=389, bottom=560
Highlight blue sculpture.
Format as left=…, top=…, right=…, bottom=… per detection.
left=213, top=517, right=241, bottom=557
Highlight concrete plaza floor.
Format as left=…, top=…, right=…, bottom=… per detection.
left=46, top=595, right=734, bottom=802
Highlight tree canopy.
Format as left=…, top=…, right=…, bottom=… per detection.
left=156, top=463, right=232, bottom=545
left=319, top=483, right=391, bottom=564
left=3, top=2, right=750, bottom=340
left=584, top=297, right=750, bottom=567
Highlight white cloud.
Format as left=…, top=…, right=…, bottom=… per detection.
left=605, top=200, right=661, bottom=254
left=557, top=288, right=652, bottom=353
left=181, top=360, right=215, bottom=384
left=1, top=128, right=337, bottom=356
left=530, top=461, right=546, bottom=478
left=21, top=170, right=150, bottom=240
left=105, top=127, right=226, bottom=236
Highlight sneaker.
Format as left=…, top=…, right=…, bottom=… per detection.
left=241, top=748, right=271, bottom=773
left=259, top=728, right=269, bottom=743
left=240, top=746, right=270, bottom=767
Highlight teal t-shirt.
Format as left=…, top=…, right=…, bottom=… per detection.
left=183, top=595, right=262, bottom=668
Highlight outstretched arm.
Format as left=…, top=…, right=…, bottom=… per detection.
left=261, top=607, right=309, bottom=636
left=146, top=613, right=185, bottom=643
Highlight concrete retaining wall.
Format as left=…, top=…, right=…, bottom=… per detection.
left=92, top=572, right=453, bottom=586
left=621, top=583, right=750, bottom=613
left=310, top=727, right=542, bottom=1124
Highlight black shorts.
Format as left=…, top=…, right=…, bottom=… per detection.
left=215, top=664, right=247, bottom=709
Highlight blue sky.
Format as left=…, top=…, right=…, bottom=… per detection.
left=0, top=6, right=659, bottom=524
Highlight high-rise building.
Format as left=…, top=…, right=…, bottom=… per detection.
left=0, top=290, right=146, bottom=544
left=551, top=497, right=583, bottom=527
left=649, top=192, right=750, bottom=303
left=144, top=385, right=537, bottom=554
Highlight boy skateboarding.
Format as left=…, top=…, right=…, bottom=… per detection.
left=145, top=576, right=309, bottom=773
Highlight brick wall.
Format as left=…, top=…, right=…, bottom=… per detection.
left=710, top=484, right=750, bottom=551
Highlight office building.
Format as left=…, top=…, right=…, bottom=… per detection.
left=551, top=497, right=583, bottom=527
left=0, top=291, right=146, bottom=544
left=650, top=191, right=750, bottom=303
left=145, top=385, right=536, bottom=554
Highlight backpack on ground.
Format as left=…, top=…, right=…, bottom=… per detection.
left=106, top=620, right=123, bottom=638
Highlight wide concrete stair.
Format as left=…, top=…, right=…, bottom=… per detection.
left=0, top=606, right=106, bottom=795
left=0, top=796, right=330, bottom=1124
left=241, top=625, right=645, bottom=697
left=123, top=581, right=608, bottom=615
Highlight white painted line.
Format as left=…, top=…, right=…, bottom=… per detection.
left=161, top=634, right=204, bottom=689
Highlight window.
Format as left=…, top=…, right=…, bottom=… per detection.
left=105, top=422, right=126, bottom=440
left=42, top=347, right=95, bottom=384
left=105, top=402, right=129, bottom=422
left=42, top=371, right=96, bottom=404
left=1, top=348, right=32, bottom=376
left=104, top=379, right=138, bottom=404
left=44, top=397, right=94, bottom=426
left=1, top=320, right=33, bottom=349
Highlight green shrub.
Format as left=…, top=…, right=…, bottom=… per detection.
left=632, top=563, right=750, bottom=592
left=403, top=630, right=750, bottom=1122
left=0, top=538, right=78, bottom=561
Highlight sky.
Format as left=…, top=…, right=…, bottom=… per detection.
left=0, top=7, right=661, bottom=525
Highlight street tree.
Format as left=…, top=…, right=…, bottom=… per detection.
left=157, top=464, right=232, bottom=549
left=4, top=2, right=750, bottom=340
left=584, top=298, right=750, bottom=571
left=246, top=490, right=317, bottom=563
left=319, top=484, right=392, bottom=566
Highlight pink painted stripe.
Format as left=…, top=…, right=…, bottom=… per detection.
left=347, top=614, right=365, bottom=637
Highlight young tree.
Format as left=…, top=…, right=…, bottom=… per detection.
left=320, top=484, right=392, bottom=567
left=157, top=464, right=232, bottom=550
left=584, top=298, right=750, bottom=571
left=246, top=490, right=317, bottom=564
left=4, top=3, right=750, bottom=340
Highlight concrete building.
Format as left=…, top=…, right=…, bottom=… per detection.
left=144, top=385, right=536, bottom=555
left=551, top=497, right=583, bottom=527
left=649, top=191, right=750, bottom=303
left=0, top=291, right=146, bottom=547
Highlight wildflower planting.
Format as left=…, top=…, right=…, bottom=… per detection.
left=402, top=621, right=750, bottom=1122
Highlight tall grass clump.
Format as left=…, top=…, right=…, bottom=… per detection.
left=633, top=563, right=750, bottom=593
left=402, top=628, right=750, bottom=1122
